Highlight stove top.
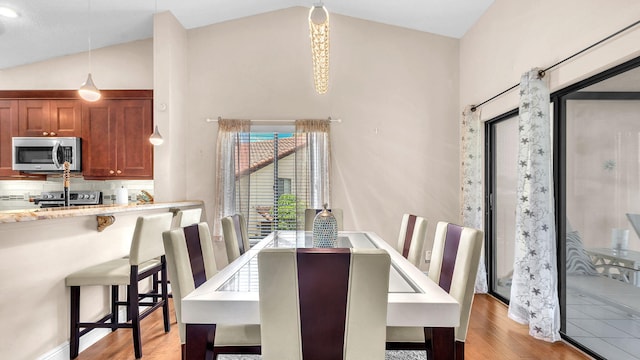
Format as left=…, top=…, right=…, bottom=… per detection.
left=36, top=191, right=102, bottom=208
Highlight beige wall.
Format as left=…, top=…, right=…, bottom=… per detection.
left=460, top=0, right=640, bottom=120
left=0, top=39, right=153, bottom=90
left=153, top=11, right=189, bottom=204
left=184, top=7, right=461, bottom=246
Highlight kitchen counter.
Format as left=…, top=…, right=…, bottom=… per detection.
left=0, top=200, right=204, bottom=224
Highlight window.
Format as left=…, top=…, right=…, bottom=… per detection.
left=214, top=119, right=332, bottom=244
left=277, top=178, right=292, bottom=199
left=236, top=129, right=307, bottom=239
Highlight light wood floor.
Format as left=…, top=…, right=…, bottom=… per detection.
left=75, top=294, right=593, bottom=360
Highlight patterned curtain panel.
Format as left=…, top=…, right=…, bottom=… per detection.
left=461, top=106, right=488, bottom=293
left=295, top=119, right=332, bottom=228
left=507, top=69, right=561, bottom=342
left=213, top=119, right=250, bottom=241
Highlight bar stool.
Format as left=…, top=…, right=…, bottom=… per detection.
left=65, top=212, right=173, bottom=359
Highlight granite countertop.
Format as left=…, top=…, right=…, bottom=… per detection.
left=0, top=200, right=204, bottom=223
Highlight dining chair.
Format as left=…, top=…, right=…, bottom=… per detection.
left=65, top=212, right=173, bottom=359
left=304, top=208, right=344, bottom=231
left=162, top=222, right=261, bottom=359
left=386, top=221, right=484, bottom=360
left=258, top=247, right=390, bottom=360
left=157, top=208, right=203, bottom=296
left=221, top=213, right=251, bottom=264
left=396, top=213, right=428, bottom=267
left=174, top=208, right=203, bottom=228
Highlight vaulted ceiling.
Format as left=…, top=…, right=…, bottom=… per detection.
left=0, top=0, right=494, bottom=70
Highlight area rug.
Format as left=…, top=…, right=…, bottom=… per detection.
left=218, top=351, right=427, bottom=359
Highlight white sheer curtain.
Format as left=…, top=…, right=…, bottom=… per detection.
left=294, top=119, right=332, bottom=228
left=461, top=105, right=488, bottom=293
left=508, top=69, right=561, bottom=342
left=213, top=119, right=250, bottom=241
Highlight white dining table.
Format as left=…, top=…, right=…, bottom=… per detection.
left=182, top=231, right=460, bottom=359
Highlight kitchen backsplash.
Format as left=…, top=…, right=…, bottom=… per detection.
left=0, top=177, right=153, bottom=211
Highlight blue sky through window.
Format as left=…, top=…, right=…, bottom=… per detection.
left=240, top=132, right=293, bottom=142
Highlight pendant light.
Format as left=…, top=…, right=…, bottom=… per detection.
left=78, top=0, right=101, bottom=102
left=148, top=0, right=163, bottom=146
left=0, top=7, right=19, bottom=18
left=309, top=4, right=330, bottom=94
left=79, top=73, right=101, bottom=102
left=149, top=125, right=164, bottom=146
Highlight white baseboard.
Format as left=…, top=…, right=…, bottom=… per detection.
left=37, top=308, right=128, bottom=360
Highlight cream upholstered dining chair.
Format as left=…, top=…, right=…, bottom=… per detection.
left=65, top=212, right=173, bottom=359
left=396, top=214, right=428, bottom=267
left=162, top=222, right=261, bottom=359
left=304, top=208, right=344, bottom=231
left=174, top=208, right=202, bottom=228
left=162, top=208, right=203, bottom=295
left=258, top=247, right=390, bottom=360
left=386, top=221, right=484, bottom=360
left=221, top=213, right=251, bottom=264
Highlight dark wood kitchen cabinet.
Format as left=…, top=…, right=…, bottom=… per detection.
left=0, top=90, right=153, bottom=180
left=18, top=99, right=82, bottom=137
left=0, top=100, right=19, bottom=177
left=82, top=99, right=153, bottom=179
left=0, top=100, right=45, bottom=179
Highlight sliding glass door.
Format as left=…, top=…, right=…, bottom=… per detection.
left=485, top=56, right=640, bottom=360
left=560, top=63, right=640, bottom=360
left=486, top=111, right=519, bottom=301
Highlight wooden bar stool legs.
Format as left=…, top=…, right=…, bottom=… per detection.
left=66, top=212, right=174, bottom=359
left=69, top=286, right=80, bottom=359
left=67, top=260, right=170, bottom=359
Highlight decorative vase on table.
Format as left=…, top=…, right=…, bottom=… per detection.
left=312, top=204, right=338, bottom=248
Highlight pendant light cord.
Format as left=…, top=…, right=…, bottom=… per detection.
left=470, top=19, right=640, bottom=112
left=87, top=0, right=92, bottom=73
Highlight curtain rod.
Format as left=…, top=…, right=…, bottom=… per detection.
left=205, top=116, right=341, bottom=123
left=470, top=18, right=640, bottom=112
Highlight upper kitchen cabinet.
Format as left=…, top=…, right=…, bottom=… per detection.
left=0, top=90, right=153, bottom=180
left=18, top=99, right=82, bottom=137
left=0, top=100, right=19, bottom=177
left=82, top=99, right=153, bottom=179
left=0, top=100, right=46, bottom=179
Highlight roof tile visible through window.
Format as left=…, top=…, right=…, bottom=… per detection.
left=235, top=134, right=306, bottom=177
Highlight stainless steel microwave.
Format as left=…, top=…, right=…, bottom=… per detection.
left=12, top=137, right=81, bottom=172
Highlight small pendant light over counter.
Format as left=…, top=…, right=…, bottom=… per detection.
left=0, top=6, right=19, bottom=18
left=78, top=0, right=101, bottom=102
left=79, top=73, right=101, bottom=102
left=149, top=125, right=164, bottom=146
left=150, top=99, right=165, bottom=145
